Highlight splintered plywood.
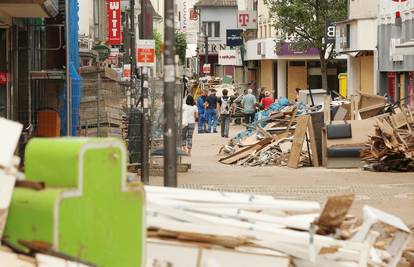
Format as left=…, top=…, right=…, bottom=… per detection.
left=0, top=173, right=16, bottom=238
left=288, top=115, right=310, bottom=168
left=0, top=118, right=23, bottom=168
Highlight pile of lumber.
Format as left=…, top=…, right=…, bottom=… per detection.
left=79, top=67, right=127, bottom=138
left=361, top=118, right=414, bottom=172
left=219, top=111, right=319, bottom=168
left=146, top=186, right=412, bottom=267
left=0, top=118, right=93, bottom=267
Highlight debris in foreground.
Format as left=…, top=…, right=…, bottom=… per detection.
left=146, top=186, right=412, bottom=267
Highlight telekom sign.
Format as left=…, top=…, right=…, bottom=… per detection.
left=107, top=0, right=121, bottom=45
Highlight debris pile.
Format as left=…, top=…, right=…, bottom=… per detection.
left=146, top=186, right=412, bottom=267
left=219, top=91, right=414, bottom=172
left=361, top=118, right=414, bottom=172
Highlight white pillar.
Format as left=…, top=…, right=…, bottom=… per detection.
left=277, top=60, right=287, bottom=98
left=348, top=56, right=360, bottom=97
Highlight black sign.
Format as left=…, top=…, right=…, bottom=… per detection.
left=325, top=22, right=336, bottom=44
left=226, top=29, right=243, bottom=47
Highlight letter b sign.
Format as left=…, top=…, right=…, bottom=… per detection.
left=326, top=22, right=336, bottom=44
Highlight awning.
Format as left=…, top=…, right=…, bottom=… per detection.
left=339, top=50, right=374, bottom=57
left=0, top=0, right=59, bottom=18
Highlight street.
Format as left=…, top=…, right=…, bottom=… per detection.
left=151, top=124, right=414, bottom=225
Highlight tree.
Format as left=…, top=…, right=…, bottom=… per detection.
left=175, top=31, right=187, bottom=66
left=265, top=0, right=347, bottom=91
left=154, top=30, right=162, bottom=59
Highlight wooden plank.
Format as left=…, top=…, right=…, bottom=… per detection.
left=219, top=138, right=272, bottom=164
left=358, top=91, right=386, bottom=110
left=288, top=115, right=310, bottom=168
left=321, top=127, right=328, bottom=167
left=0, top=118, right=23, bottom=168
left=307, top=117, right=320, bottom=167
left=315, top=195, right=354, bottom=234
left=324, top=96, right=331, bottom=124
left=310, top=112, right=324, bottom=166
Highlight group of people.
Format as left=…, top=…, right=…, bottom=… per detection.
left=180, top=86, right=276, bottom=155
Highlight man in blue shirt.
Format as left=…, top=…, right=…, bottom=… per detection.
left=241, top=89, right=257, bottom=126
left=197, top=89, right=208, bottom=133
left=205, top=89, right=219, bottom=133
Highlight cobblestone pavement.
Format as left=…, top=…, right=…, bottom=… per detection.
left=150, top=125, right=414, bottom=224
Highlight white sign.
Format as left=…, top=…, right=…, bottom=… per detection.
left=238, top=11, right=257, bottom=30
left=137, top=39, right=156, bottom=67
left=218, top=50, right=242, bottom=66
left=203, top=64, right=211, bottom=74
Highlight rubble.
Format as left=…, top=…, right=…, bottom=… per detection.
left=146, top=186, right=412, bottom=267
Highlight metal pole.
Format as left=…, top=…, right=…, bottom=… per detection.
left=164, top=0, right=177, bottom=187
left=140, top=0, right=150, bottom=184
left=204, top=33, right=208, bottom=64
left=130, top=0, right=136, bottom=83
left=65, top=0, right=72, bottom=136
left=97, top=72, right=101, bottom=137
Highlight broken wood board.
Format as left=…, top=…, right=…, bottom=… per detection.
left=288, top=115, right=310, bottom=168
left=0, top=118, right=23, bottom=168
left=307, top=115, right=320, bottom=167
left=147, top=239, right=291, bottom=267
left=220, top=138, right=272, bottom=164
left=358, top=91, right=387, bottom=110
left=0, top=173, right=16, bottom=239
left=315, top=195, right=354, bottom=234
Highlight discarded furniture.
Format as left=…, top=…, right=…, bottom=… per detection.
left=4, top=138, right=145, bottom=267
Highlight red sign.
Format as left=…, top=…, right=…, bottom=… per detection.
left=392, top=0, right=408, bottom=2
left=137, top=48, right=155, bottom=63
left=107, top=0, right=121, bottom=45
left=202, top=64, right=211, bottom=74
left=0, top=72, right=7, bottom=85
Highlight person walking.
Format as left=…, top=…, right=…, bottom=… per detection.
left=241, top=88, right=257, bottom=125
left=205, top=89, right=219, bottom=133
left=260, top=90, right=274, bottom=110
left=181, top=95, right=198, bottom=155
left=196, top=89, right=208, bottom=133
left=218, top=89, right=231, bottom=138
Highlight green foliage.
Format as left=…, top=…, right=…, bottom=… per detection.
left=175, top=30, right=187, bottom=65
left=154, top=30, right=162, bottom=59
left=265, top=0, right=347, bottom=89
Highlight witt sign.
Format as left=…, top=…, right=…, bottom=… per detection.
left=107, top=0, right=121, bottom=45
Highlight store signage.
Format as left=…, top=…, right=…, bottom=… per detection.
left=219, top=50, right=242, bottom=66
left=325, top=21, right=336, bottom=44
left=203, top=64, right=211, bottom=74
left=0, top=72, right=7, bottom=86
left=238, top=11, right=257, bottom=30
left=226, top=29, right=243, bottom=47
left=137, top=40, right=156, bottom=66
left=107, top=0, right=121, bottom=45
left=123, top=64, right=131, bottom=80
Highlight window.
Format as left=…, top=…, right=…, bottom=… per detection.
left=264, top=25, right=267, bottom=38
left=202, top=21, right=220, bottom=37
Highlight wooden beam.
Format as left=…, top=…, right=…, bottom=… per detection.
left=288, top=115, right=310, bottom=168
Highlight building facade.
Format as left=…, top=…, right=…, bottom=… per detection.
left=378, top=0, right=414, bottom=105
left=245, top=0, right=345, bottom=100
left=195, top=0, right=239, bottom=77
left=335, top=0, right=378, bottom=97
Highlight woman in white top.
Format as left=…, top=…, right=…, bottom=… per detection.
left=182, top=95, right=198, bottom=155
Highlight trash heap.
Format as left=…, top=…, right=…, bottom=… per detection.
left=361, top=118, right=414, bottom=172
left=0, top=117, right=95, bottom=266
left=219, top=91, right=414, bottom=172
left=146, top=186, right=412, bottom=267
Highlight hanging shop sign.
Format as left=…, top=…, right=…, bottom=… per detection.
left=237, top=11, right=257, bottom=30
left=226, top=29, right=243, bottom=47
left=218, top=50, right=242, bottom=66
left=107, top=0, right=121, bottom=45
left=137, top=39, right=156, bottom=66
left=203, top=64, right=211, bottom=74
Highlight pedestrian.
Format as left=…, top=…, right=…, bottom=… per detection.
left=197, top=89, right=208, bottom=133
left=258, top=87, right=266, bottom=102
left=205, top=89, right=219, bottom=133
left=241, top=88, right=257, bottom=125
left=181, top=95, right=197, bottom=155
left=218, top=89, right=231, bottom=138
left=260, top=90, right=274, bottom=110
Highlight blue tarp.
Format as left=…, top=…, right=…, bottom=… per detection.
left=60, top=0, right=81, bottom=136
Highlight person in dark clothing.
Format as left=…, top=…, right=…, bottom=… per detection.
left=205, top=89, right=219, bottom=133
left=218, top=89, right=231, bottom=138
left=258, top=87, right=266, bottom=103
